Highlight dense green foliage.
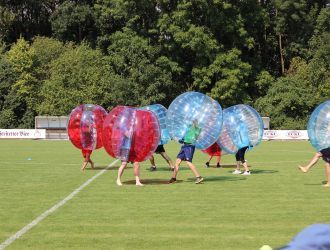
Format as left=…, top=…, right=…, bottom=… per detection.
left=0, top=1, right=329, bottom=128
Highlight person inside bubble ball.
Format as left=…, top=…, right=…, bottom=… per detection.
left=298, top=146, right=330, bottom=187
left=80, top=123, right=95, bottom=171
left=116, top=126, right=143, bottom=186
left=232, top=123, right=252, bottom=175
left=205, top=143, right=222, bottom=168
left=149, top=144, right=175, bottom=171
left=168, top=119, right=204, bottom=184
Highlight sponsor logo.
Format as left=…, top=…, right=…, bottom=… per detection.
left=287, top=130, right=301, bottom=138
left=263, top=130, right=278, bottom=138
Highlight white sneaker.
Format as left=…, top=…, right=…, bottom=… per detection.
left=232, top=169, right=242, bottom=174
left=242, top=171, right=251, bottom=175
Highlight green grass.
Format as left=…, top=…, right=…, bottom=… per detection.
left=0, top=140, right=329, bottom=249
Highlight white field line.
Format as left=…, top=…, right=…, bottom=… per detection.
left=0, top=159, right=119, bottom=250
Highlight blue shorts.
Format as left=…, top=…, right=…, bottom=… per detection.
left=177, top=144, right=195, bottom=162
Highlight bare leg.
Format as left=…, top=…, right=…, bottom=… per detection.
left=324, top=163, right=330, bottom=187
left=216, top=155, right=221, bottom=167
left=149, top=155, right=156, bottom=171
left=149, top=155, right=156, bottom=166
left=133, top=162, right=143, bottom=186
left=160, top=152, right=174, bottom=169
left=171, top=158, right=182, bottom=179
left=236, top=161, right=241, bottom=170
left=242, top=161, right=250, bottom=172
left=117, top=161, right=127, bottom=186
left=81, top=160, right=88, bottom=171
left=89, top=159, right=94, bottom=169
left=81, top=154, right=93, bottom=171
left=186, top=161, right=201, bottom=177
left=298, top=152, right=322, bottom=173
left=217, top=155, right=221, bottom=164
left=205, top=155, right=212, bottom=167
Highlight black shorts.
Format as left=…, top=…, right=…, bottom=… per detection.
left=235, top=146, right=249, bottom=162
left=155, top=145, right=165, bottom=154
left=320, top=147, right=330, bottom=163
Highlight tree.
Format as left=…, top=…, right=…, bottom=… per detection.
left=105, top=28, right=181, bottom=107
left=272, top=0, right=326, bottom=74
left=0, top=0, right=62, bottom=43
left=192, top=49, right=252, bottom=107
left=38, top=43, right=113, bottom=115
left=94, top=0, right=159, bottom=51
left=0, top=43, right=16, bottom=127
left=2, top=38, right=38, bottom=128
left=51, top=0, right=96, bottom=44
left=0, top=5, right=15, bottom=41
left=0, top=37, right=69, bottom=128
left=255, top=61, right=313, bottom=129
left=31, top=36, right=71, bottom=80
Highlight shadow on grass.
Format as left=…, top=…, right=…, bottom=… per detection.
left=204, top=164, right=250, bottom=169
left=144, top=167, right=173, bottom=172
left=304, top=181, right=327, bottom=186
left=213, top=164, right=237, bottom=168
left=144, top=166, right=190, bottom=172
left=224, top=168, right=278, bottom=174
left=123, top=179, right=184, bottom=185
left=187, top=176, right=246, bottom=182
left=85, top=165, right=133, bottom=171
left=249, top=169, right=278, bottom=174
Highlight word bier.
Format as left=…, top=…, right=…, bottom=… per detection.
left=0, top=129, right=46, bottom=139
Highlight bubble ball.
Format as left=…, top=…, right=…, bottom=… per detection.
left=218, top=104, right=264, bottom=154
left=166, top=91, right=223, bottom=149
left=102, top=106, right=160, bottom=162
left=142, top=104, right=171, bottom=145
left=67, top=104, right=108, bottom=151
left=307, top=100, right=330, bottom=151
left=202, top=141, right=221, bottom=156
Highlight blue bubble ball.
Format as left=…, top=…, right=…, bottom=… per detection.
left=307, top=100, right=330, bottom=151
left=142, top=104, right=171, bottom=145
left=218, top=104, right=264, bottom=154
left=166, top=91, right=223, bottom=149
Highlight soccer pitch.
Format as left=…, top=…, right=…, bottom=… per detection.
left=0, top=140, right=329, bottom=250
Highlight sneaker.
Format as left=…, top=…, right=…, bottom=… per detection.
left=242, top=171, right=251, bottom=175
left=205, top=162, right=210, bottom=168
left=195, top=176, right=204, bottom=184
left=168, top=177, right=176, bottom=184
left=149, top=166, right=157, bottom=171
left=170, top=167, right=175, bottom=171
left=216, top=163, right=221, bottom=168
left=232, top=169, right=242, bottom=174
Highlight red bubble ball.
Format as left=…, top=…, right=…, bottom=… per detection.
left=202, top=142, right=221, bottom=156
left=102, top=106, right=160, bottom=162
left=68, top=104, right=107, bottom=151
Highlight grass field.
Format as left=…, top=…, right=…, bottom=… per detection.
left=0, top=139, right=329, bottom=250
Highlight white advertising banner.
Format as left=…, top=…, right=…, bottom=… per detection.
left=0, top=129, right=46, bottom=139
left=263, top=130, right=308, bottom=140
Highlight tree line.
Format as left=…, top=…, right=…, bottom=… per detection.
left=0, top=0, right=329, bottom=129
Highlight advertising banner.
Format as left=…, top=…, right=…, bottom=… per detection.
left=0, top=129, right=46, bottom=139
left=262, top=130, right=308, bottom=140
